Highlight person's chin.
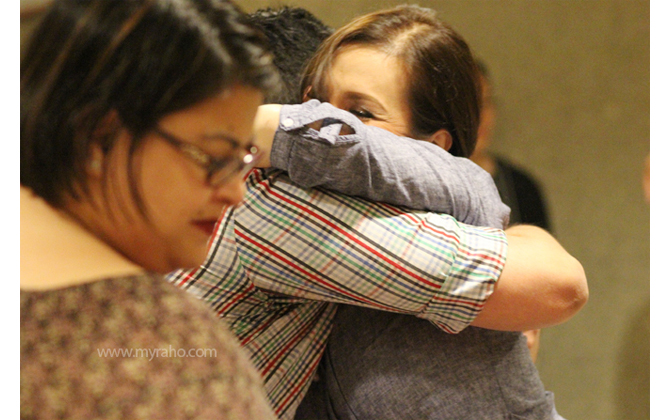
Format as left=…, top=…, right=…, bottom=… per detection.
left=171, top=244, right=208, bottom=273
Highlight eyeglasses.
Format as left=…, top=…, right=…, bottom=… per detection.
left=153, top=127, right=260, bottom=187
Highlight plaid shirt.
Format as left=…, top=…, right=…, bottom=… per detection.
left=168, top=168, right=507, bottom=419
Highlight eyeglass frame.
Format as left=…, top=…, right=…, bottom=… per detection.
left=153, top=126, right=260, bottom=187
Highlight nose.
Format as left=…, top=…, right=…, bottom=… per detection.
left=213, top=176, right=247, bottom=206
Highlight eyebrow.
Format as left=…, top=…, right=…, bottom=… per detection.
left=201, top=133, right=243, bottom=149
left=202, top=134, right=259, bottom=155
left=341, top=91, right=387, bottom=113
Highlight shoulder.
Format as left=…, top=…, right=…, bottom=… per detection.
left=493, top=156, right=551, bottom=230
left=21, top=274, right=275, bottom=419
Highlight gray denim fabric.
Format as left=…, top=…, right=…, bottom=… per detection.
left=296, top=306, right=564, bottom=420
left=272, top=100, right=510, bottom=229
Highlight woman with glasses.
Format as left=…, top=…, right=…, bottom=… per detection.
left=20, top=0, right=278, bottom=418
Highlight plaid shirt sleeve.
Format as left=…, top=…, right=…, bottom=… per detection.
left=234, top=169, right=508, bottom=334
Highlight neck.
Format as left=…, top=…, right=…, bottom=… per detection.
left=20, top=187, right=144, bottom=291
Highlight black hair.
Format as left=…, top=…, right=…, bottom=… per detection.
left=246, top=6, right=332, bottom=104
left=21, top=0, right=279, bottom=208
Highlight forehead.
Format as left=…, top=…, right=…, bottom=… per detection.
left=165, top=86, right=262, bottom=126
left=325, top=45, right=414, bottom=136
left=158, top=85, right=263, bottom=146
left=329, top=46, right=404, bottom=89
left=327, top=46, right=408, bottom=103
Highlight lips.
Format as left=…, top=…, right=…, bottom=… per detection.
left=192, top=220, right=218, bottom=236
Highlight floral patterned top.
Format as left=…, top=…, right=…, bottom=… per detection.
left=21, top=273, right=276, bottom=420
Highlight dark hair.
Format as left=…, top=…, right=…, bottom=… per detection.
left=21, top=0, right=279, bottom=208
left=301, top=5, right=480, bottom=158
left=246, top=6, right=333, bottom=104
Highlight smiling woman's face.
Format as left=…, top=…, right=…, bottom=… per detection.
left=325, top=46, right=414, bottom=138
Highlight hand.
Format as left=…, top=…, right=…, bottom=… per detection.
left=252, top=104, right=282, bottom=168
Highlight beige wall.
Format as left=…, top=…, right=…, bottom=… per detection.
left=238, top=1, right=649, bottom=419
left=22, top=1, right=650, bottom=419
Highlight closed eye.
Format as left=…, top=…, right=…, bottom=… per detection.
left=349, top=108, right=375, bottom=120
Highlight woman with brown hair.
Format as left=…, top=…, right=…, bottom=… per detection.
left=291, top=5, right=572, bottom=419
left=301, top=5, right=479, bottom=158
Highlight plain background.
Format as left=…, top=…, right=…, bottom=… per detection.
left=20, top=1, right=652, bottom=419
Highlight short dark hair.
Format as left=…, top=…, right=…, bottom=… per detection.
left=21, top=0, right=279, bottom=208
left=246, top=6, right=332, bottom=104
left=301, top=5, right=480, bottom=158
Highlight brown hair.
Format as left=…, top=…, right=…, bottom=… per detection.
left=301, top=5, right=480, bottom=158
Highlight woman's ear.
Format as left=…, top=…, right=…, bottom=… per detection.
left=302, top=86, right=314, bottom=103
left=428, top=129, right=452, bottom=151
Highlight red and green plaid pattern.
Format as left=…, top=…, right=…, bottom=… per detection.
left=168, top=168, right=507, bottom=419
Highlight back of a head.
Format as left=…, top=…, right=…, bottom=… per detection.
left=21, top=0, right=278, bottom=208
left=302, top=5, right=480, bottom=157
left=247, top=6, right=333, bottom=104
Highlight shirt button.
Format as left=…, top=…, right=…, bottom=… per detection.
left=282, top=118, right=294, bottom=127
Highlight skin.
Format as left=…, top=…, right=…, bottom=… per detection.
left=643, top=154, right=650, bottom=203
left=524, top=329, right=541, bottom=362
left=24, top=84, right=264, bottom=287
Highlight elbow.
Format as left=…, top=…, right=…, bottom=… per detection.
left=568, top=257, right=589, bottom=313
left=554, top=257, right=589, bottom=323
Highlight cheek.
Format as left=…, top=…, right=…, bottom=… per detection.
left=141, top=170, right=205, bottom=238
left=144, top=170, right=221, bottom=270
left=135, top=150, right=210, bottom=242
left=140, top=160, right=187, bottom=214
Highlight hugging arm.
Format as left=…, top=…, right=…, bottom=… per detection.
left=236, top=170, right=586, bottom=332
left=235, top=170, right=506, bottom=334
left=253, top=101, right=588, bottom=330
left=471, top=224, right=588, bottom=331
left=254, top=100, right=510, bottom=229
